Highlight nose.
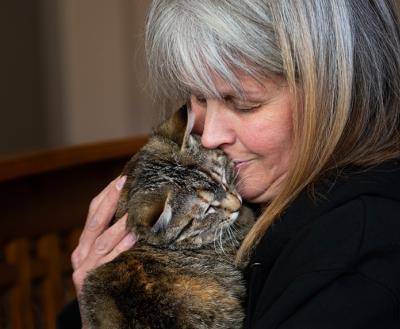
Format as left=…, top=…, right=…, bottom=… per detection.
left=221, top=192, right=242, bottom=213
left=198, top=99, right=235, bottom=149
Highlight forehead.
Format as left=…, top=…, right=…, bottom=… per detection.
left=194, top=70, right=285, bottom=100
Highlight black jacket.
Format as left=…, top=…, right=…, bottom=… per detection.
left=244, top=160, right=400, bottom=329
left=58, top=160, right=400, bottom=328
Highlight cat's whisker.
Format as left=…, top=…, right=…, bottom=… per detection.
left=218, top=226, right=223, bottom=253
left=213, top=227, right=219, bottom=253
left=226, top=226, right=232, bottom=242
left=229, top=226, right=240, bottom=247
left=213, top=227, right=222, bottom=255
left=231, top=222, right=239, bottom=232
left=219, top=226, right=227, bottom=255
left=228, top=226, right=234, bottom=243
left=229, top=222, right=242, bottom=248
left=234, top=173, right=254, bottom=189
left=230, top=223, right=239, bottom=238
left=233, top=227, right=240, bottom=245
left=235, top=168, right=254, bottom=187
left=227, top=226, right=236, bottom=248
left=233, top=166, right=241, bottom=184
left=213, top=231, right=217, bottom=251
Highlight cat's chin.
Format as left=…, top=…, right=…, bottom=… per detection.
left=197, top=221, right=241, bottom=245
left=167, top=225, right=236, bottom=249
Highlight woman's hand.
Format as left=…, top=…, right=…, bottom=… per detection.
left=71, top=176, right=137, bottom=295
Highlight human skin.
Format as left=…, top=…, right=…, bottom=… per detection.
left=191, top=73, right=295, bottom=203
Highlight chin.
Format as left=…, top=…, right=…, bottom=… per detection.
left=237, top=185, right=271, bottom=203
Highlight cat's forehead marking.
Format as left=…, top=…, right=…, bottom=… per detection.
left=197, top=190, right=214, bottom=203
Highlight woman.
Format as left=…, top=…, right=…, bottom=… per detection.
left=60, top=0, right=400, bottom=328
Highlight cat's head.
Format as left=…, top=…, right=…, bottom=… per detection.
left=119, top=106, right=246, bottom=249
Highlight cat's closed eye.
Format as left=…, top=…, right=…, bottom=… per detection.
left=204, top=205, right=216, bottom=215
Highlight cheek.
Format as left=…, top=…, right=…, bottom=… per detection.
left=258, top=102, right=293, bottom=152
left=240, top=116, right=293, bottom=156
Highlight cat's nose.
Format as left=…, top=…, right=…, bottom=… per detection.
left=221, top=192, right=241, bottom=212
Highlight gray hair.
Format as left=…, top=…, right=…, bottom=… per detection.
left=145, top=0, right=400, bottom=261
left=145, top=0, right=282, bottom=100
left=145, top=0, right=400, bottom=161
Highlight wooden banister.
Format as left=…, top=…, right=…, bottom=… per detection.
left=0, top=136, right=147, bottom=247
left=0, top=136, right=147, bottom=329
left=0, top=136, right=148, bottom=182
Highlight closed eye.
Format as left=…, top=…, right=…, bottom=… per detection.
left=205, top=205, right=216, bottom=215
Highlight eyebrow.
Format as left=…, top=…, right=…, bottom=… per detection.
left=217, top=82, right=271, bottom=99
left=193, top=81, right=272, bottom=100
left=219, top=90, right=267, bottom=101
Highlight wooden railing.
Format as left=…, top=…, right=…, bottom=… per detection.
left=0, top=136, right=147, bottom=329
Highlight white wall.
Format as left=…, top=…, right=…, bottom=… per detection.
left=46, top=0, right=157, bottom=146
left=2, top=1, right=168, bottom=156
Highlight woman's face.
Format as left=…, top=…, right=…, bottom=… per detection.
left=191, top=73, right=295, bottom=203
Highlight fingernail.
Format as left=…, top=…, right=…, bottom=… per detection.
left=95, top=238, right=107, bottom=253
left=116, top=176, right=127, bottom=191
left=124, top=233, right=136, bottom=247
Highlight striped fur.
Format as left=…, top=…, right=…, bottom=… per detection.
left=81, top=106, right=255, bottom=329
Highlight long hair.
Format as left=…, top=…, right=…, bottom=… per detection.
left=145, top=0, right=400, bottom=262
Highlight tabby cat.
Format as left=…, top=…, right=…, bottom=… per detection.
left=80, top=106, right=255, bottom=329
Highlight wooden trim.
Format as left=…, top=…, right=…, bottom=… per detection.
left=0, top=136, right=148, bottom=247
left=0, top=136, right=148, bottom=182
left=0, top=137, right=149, bottom=327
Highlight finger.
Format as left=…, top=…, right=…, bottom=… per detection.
left=72, top=223, right=136, bottom=292
left=81, top=177, right=126, bottom=239
left=71, top=176, right=127, bottom=268
left=93, top=214, right=129, bottom=256
left=72, top=231, right=136, bottom=295
left=100, top=232, right=137, bottom=265
left=71, top=214, right=128, bottom=270
left=86, top=176, right=126, bottom=223
left=72, top=210, right=127, bottom=271
left=85, top=177, right=119, bottom=223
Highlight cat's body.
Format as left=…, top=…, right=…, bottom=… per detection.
left=81, top=106, right=255, bottom=329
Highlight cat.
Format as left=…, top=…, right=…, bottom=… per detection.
left=80, top=105, right=255, bottom=329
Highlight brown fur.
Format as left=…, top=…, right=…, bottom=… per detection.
left=81, top=106, right=255, bottom=329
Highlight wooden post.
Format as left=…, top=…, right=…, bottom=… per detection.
left=5, top=239, right=34, bottom=329
left=38, top=234, right=63, bottom=329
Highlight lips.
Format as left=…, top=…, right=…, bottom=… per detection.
left=233, top=159, right=253, bottom=171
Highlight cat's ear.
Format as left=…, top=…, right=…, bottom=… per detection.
left=132, top=186, right=173, bottom=233
left=180, top=103, right=196, bottom=152
left=151, top=193, right=173, bottom=233
left=155, top=105, right=194, bottom=149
